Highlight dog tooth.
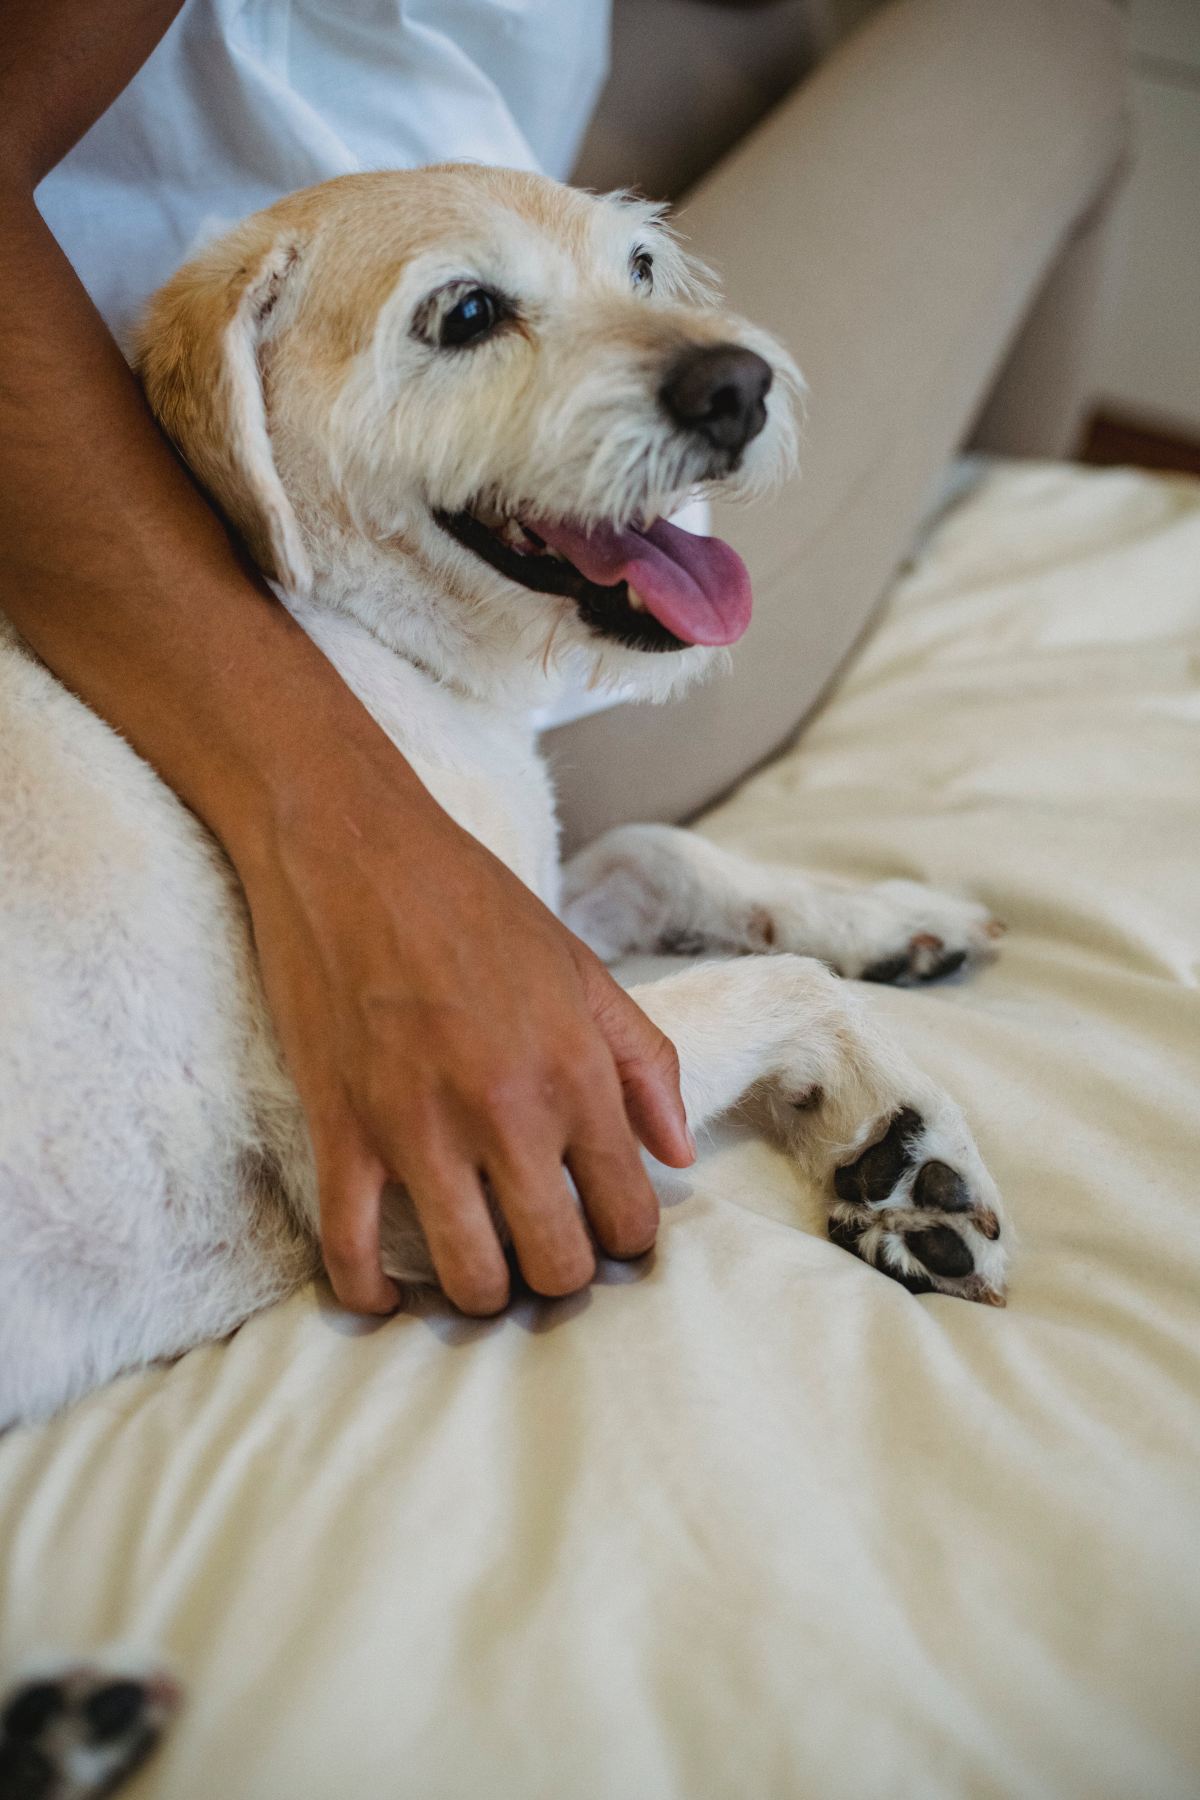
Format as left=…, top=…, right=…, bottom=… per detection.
left=627, top=589, right=646, bottom=612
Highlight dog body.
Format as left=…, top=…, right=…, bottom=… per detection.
left=0, top=594, right=558, bottom=1423
left=0, top=167, right=1009, bottom=1431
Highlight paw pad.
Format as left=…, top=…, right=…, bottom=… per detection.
left=911, top=1160, right=971, bottom=1212
left=829, top=1109, right=1006, bottom=1305
left=834, top=1108, right=922, bottom=1203
left=903, top=1224, right=975, bottom=1278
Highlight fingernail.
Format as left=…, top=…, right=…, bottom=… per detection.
left=685, top=1125, right=697, bottom=1160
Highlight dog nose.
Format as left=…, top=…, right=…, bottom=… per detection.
left=660, top=343, right=773, bottom=454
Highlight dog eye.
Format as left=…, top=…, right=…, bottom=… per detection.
left=439, top=288, right=502, bottom=348
left=631, top=251, right=654, bottom=293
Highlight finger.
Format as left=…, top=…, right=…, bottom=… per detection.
left=561, top=1046, right=660, bottom=1256
left=487, top=1146, right=596, bottom=1299
left=316, top=1148, right=401, bottom=1315
left=619, top=1050, right=695, bottom=1169
left=567, top=1131, right=660, bottom=1262
left=403, top=1160, right=511, bottom=1316
left=582, top=965, right=693, bottom=1167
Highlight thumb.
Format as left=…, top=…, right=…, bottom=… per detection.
left=578, top=955, right=694, bottom=1168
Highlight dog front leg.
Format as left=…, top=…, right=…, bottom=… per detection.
left=564, top=823, right=1003, bottom=985
left=629, top=956, right=1009, bottom=1305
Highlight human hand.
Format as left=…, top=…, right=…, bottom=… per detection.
left=237, top=751, right=694, bottom=1315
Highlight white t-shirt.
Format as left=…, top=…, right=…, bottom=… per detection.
left=36, top=0, right=610, bottom=347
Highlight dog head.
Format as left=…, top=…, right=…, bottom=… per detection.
left=135, top=165, right=799, bottom=703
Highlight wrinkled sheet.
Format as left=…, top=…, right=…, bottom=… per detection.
left=2, top=462, right=1198, bottom=1799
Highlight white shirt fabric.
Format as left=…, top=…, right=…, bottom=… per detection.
left=36, top=0, right=610, bottom=347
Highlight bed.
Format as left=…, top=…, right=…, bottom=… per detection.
left=1, top=459, right=1198, bottom=1798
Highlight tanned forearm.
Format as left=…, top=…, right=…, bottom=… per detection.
left=0, top=0, right=438, bottom=863
left=1, top=1, right=186, bottom=183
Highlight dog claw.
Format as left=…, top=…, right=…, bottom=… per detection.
left=963, top=1276, right=1007, bottom=1306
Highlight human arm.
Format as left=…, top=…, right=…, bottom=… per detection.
left=0, top=0, right=692, bottom=1314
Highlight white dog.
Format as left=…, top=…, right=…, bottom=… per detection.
left=0, top=165, right=1009, bottom=1442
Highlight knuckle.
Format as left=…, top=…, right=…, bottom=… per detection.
left=644, top=1029, right=681, bottom=1085
left=483, top=1105, right=535, bottom=1159
left=479, top=1068, right=539, bottom=1123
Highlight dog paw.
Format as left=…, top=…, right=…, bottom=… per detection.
left=0, top=1659, right=180, bottom=1799
left=827, top=1106, right=1007, bottom=1304
left=841, top=880, right=1005, bottom=986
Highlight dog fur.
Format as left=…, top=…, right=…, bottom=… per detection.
left=0, top=165, right=1008, bottom=1433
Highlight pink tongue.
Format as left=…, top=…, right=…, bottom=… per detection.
left=528, top=515, right=752, bottom=646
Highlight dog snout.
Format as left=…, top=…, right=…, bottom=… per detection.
left=659, top=343, right=773, bottom=456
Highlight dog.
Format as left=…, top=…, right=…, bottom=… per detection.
left=0, top=163, right=1008, bottom=1442
left=0, top=157, right=1012, bottom=1800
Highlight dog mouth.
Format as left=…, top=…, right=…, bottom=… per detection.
left=433, top=503, right=752, bottom=654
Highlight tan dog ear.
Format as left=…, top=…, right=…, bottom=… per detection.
left=134, top=229, right=313, bottom=596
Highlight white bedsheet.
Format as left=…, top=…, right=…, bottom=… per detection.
left=2, top=462, right=1198, bottom=1799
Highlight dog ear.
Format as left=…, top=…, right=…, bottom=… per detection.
left=134, top=228, right=313, bottom=596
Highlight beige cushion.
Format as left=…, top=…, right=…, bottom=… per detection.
left=2, top=460, right=1198, bottom=1798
